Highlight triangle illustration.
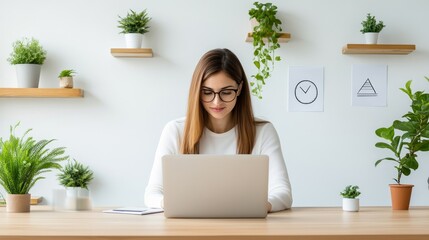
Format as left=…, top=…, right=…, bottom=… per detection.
left=357, top=78, right=377, bottom=97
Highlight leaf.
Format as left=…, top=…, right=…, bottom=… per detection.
left=375, top=127, right=394, bottom=140
left=393, top=120, right=414, bottom=132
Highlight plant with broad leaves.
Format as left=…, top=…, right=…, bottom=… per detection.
left=375, top=77, right=429, bottom=184
left=340, top=185, right=361, bottom=199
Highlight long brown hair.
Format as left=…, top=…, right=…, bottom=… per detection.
left=180, top=48, right=256, bottom=154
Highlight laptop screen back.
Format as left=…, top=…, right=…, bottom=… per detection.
left=162, top=154, right=268, bottom=218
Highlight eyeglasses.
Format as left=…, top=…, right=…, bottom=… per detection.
left=200, top=88, right=239, bottom=102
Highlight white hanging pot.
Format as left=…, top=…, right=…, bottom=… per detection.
left=15, top=64, right=42, bottom=88
left=124, top=33, right=143, bottom=48
left=364, top=32, right=379, bottom=44
left=342, top=198, right=359, bottom=212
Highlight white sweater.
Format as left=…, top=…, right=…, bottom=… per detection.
left=144, top=118, right=293, bottom=212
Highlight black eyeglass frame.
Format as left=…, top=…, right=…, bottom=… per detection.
left=200, top=89, right=239, bottom=103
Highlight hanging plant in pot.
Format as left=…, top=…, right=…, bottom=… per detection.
left=360, top=13, right=386, bottom=44
left=0, top=123, right=67, bottom=212
left=118, top=9, right=151, bottom=48
left=375, top=77, right=429, bottom=210
left=7, top=37, right=47, bottom=88
left=58, top=159, right=94, bottom=211
left=248, top=2, right=283, bottom=99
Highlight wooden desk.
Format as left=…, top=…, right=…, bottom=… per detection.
left=1, top=206, right=428, bottom=240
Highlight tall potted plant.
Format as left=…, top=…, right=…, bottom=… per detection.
left=7, top=37, right=47, bottom=88
left=58, top=159, right=94, bottom=211
left=375, top=77, right=429, bottom=210
left=248, top=2, right=282, bottom=99
left=0, top=123, right=68, bottom=212
left=360, top=13, right=386, bottom=44
left=118, top=9, right=151, bottom=48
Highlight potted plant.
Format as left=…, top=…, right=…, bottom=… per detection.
left=340, top=185, right=361, bottom=212
left=360, top=13, right=386, bottom=44
left=58, top=159, right=94, bottom=211
left=0, top=123, right=67, bottom=212
left=375, top=77, right=429, bottom=210
left=248, top=2, right=282, bottom=99
left=58, top=69, right=76, bottom=88
left=7, top=37, right=47, bottom=88
left=118, top=9, right=151, bottom=48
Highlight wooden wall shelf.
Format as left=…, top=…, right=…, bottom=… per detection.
left=245, top=32, right=291, bottom=43
left=110, top=48, right=153, bottom=58
left=0, top=88, right=84, bottom=98
left=342, top=44, right=416, bottom=55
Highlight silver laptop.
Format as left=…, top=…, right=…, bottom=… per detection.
left=162, top=154, right=269, bottom=218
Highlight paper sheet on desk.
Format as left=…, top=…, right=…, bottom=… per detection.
left=103, top=207, right=164, bottom=215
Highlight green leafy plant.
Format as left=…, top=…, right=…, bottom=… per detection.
left=58, top=159, right=94, bottom=189
left=58, top=69, right=76, bottom=78
left=360, top=13, right=386, bottom=33
left=0, top=123, right=68, bottom=194
left=340, top=185, right=361, bottom=199
left=7, top=37, right=47, bottom=65
left=118, top=9, right=151, bottom=34
left=248, top=2, right=282, bottom=99
left=375, top=77, right=429, bottom=184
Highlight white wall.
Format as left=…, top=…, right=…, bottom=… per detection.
left=0, top=0, right=428, bottom=207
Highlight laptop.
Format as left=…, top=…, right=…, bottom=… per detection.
left=162, top=154, right=269, bottom=218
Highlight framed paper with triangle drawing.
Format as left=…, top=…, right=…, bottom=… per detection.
left=351, top=64, right=387, bottom=107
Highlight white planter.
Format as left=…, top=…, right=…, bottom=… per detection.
left=124, top=33, right=143, bottom=48
left=364, top=32, right=379, bottom=44
left=65, top=187, right=92, bottom=211
left=342, top=198, right=359, bottom=212
left=15, top=64, right=42, bottom=88
left=59, top=77, right=73, bottom=88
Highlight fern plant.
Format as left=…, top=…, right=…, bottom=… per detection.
left=340, top=185, right=361, bottom=199
left=0, top=123, right=67, bottom=194
left=58, top=159, right=94, bottom=189
left=58, top=69, right=76, bottom=78
left=360, top=13, right=386, bottom=33
left=118, top=9, right=151, bottom=34
left=249, top=2, right=282, bottom=99
left=7, top=37, right=47, bottom=65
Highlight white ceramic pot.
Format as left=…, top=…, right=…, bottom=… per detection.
left=59, top=77, right=73, bottom=88
left=342, top=198, right=359, bottom=212
left=124, top=33, right=143, bottom=48
left=364, top=32, right=379, bottom=44
left=6, top=193, right=31, bottom=213
left=15, top=64, right=42, bottom=88
left=65, top=187, right=92, bottom=211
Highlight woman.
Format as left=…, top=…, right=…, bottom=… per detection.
left=144, top=48, right=292, bottom=212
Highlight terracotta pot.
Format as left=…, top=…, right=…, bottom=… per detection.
left=6, top=194, right=31, bottom=213
left=389, top=184, right=414, bottom=210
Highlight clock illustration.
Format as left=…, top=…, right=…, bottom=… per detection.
left=294, top=80, right=318, bottom=104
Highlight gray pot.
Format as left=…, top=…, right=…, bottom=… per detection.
left=15, top=64, right=41, bottom=88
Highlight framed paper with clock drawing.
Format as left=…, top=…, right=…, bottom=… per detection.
left=288, top=66, right=324, bottom=112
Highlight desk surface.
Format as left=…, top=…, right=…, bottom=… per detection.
left=1, top=206, right=429, bottom=240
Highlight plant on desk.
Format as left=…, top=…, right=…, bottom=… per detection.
left=58, top=159, right=94, bottom=211
left=375, top=77, right=429, bottom=210
left=0, top=122, right=67, bottom=212
left=340, top=185, right=361, bottom=212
